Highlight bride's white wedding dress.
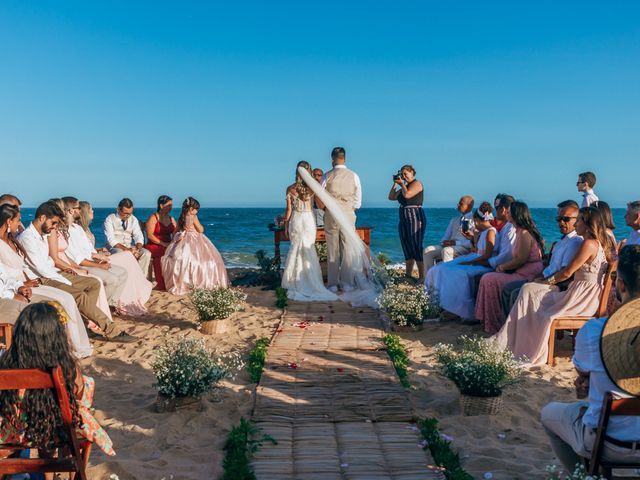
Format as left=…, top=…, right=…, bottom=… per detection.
left=281, top=193, right=338, bottom=301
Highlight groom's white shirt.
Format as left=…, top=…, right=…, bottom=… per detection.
left=321, top=165, right=362, bottom=209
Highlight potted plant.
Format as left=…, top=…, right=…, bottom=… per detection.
left=434, top=336, right=523, bottom=415
left=152, top=335, right=243, bottom=412
left=315, top=242, right=328, bottom=282
left=190, top=287, right=247, bottom=334
left=376, top=283, right=441, bottom=330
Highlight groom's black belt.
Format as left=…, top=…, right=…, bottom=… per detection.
left=605, top=434, right=639, bottom=449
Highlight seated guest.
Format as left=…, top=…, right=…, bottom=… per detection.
left=422, top=195, right=474, bottom=274
left=501, top=200, right=583, bottom=317
left=0, top=263, right=29, bottom=324
left=312, top=168, right=325, bottom=227
left=623, top=200, right=640, bottom=246
left=0, top=302, right=115, bottom=457
left=144, top=195, right=176, bottom=291
left=475, top=194, right=517, bottom=269
left=0, top=204, right=93, bottom=357
left=388, top=164, right=426, bottom=281
left=61, top=196, right=129, bottom=309
left=492, top=206, right=614, bottom=366
left=0, top=194, right=24, bottom=233
left=595, top=200, right=622, bottom=316
left=490, top=193, right=509, bottom=232
left=577, top=171, right=598, bottom=207
left=476, top=201, right=545, bottom=333
left=47, top=198, right=113, bottom=321
left=103, top=198, right=152, bottom=276
left=17, top=201, right=135, bottom=342
left=77, top=200, right=152, bottom=315
left=162, top=197, right=229, bottom=295
left=541, top=245, right=640, bottom=471
left=426, top=202, right=497, bottom=319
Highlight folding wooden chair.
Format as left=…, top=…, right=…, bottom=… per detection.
left=547, top=260, right=618, bottom=366
left=0, top=367, right=92, bottom=480
left=0, top=323, right=12, bottom=349
left=587, top=392, right=640, bottom=477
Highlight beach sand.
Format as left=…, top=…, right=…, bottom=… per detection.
left=83, top=273, right=576, bottom=479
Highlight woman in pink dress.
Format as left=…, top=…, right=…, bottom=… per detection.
left=476, top=201, right=545, bottom=334
left=162, top=197, right=229, bottom=295
left=77, top=201, right=153, bottom=315
left=492, top=206, right=614, bottom=366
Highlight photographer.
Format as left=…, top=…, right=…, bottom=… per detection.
left=388, top=165, right=426, bottom=281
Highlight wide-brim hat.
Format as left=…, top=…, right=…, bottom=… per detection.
left=601, top=297, right=640, bottom=396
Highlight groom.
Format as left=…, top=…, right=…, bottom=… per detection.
left=320, top=146, right=362, bottom=292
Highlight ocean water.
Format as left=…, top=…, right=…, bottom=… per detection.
left=19, top=208, right=632, bottom=268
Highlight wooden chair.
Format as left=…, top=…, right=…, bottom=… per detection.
left=587, top=392, right=640, bottom=477
left=0, top=323, right=12, bottom=350
left=547, top=260, right=618, bottom=366
left=0, top=367, right=92, bottom=480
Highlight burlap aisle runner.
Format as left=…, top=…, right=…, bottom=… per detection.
left=252, top=301, right=444, bottom=480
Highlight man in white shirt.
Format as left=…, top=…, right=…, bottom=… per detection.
left=473, top=194, right=517, bottom=271
left=0, top=262, right=30, bottom=324
left=317, top=147, right=362, bottom=291
left=501, top=200, right=583, bottom=315
left=422, top=196, right=474, bottom=273
left=17, top=201, right=135, bottom=342
left=103, top=198, right=151, bottom=277
left=624, top=200, right=640, bottom=246
left=62, top=196, right=128, bottom=306
left=577, top=171, right=599, bottom=208
left=312, top=168, right=325, bottom=228
left=541, top=244, right=640, bottom=470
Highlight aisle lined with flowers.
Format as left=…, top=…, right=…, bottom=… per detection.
left=251, top=300, right=444, bottom=479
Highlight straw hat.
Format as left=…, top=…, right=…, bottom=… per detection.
left=601, top=297, right=640, bottom=396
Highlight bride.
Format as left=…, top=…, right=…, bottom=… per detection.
left=281, top=161, right=338, bottom=301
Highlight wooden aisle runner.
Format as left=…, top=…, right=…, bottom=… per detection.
left=252, top=301, right=444, bottom=480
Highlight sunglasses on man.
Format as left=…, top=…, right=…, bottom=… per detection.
left=556, top=216, right=577, bottom=223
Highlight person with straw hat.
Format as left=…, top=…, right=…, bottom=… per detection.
left=541, top=244, right=640, bottom=471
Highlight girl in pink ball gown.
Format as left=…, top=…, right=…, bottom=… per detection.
left=161, top=197, right=229, bottom=295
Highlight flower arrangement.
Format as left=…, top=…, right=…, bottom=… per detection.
left=190, top=287, right=247, bottom=321
left=152, top=335, right=244, bottom=399
left=545, top=464, right=604, bottom=480
left=315, top=242, right=328, bottom=263
left=434, top=336, right=523, bottom=397
left=376, top=283, right=441, bottom=326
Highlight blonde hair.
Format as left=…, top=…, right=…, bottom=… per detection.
left=77, top=201, right=93, bottom=234
left=48, top=198, right=69, bottom=238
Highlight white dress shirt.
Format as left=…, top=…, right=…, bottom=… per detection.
left=321, top=165, right=363, bottom=210
left=103, top=212, right=145, bottom=249
left=0, top=263, right=22, bottom=299
left=66, top=224, right=97, bottom=264
left=440, top=212, right=474, bottom=249
left=626, top=229, right=640, bottom=246
left=488, top=222, right=517, bottom=269
left=543, top=230, right=584, bottom=278
left=573, top=317, right=640, bottom=441
left=16, top=224, right=71, bottom=285
left=581, top=189, right=599, bottom=208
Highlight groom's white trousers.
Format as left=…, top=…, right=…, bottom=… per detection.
left=324, top=209, right=356, bottom=288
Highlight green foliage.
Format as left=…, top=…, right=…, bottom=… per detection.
left=190, top=287, right=247, bottom=321
left=418, top=418, right=473, bottom=480
left=152, top=335, right=243, bottom=399
left=434, top=335, right=524, bottom=397
left=315, top=242, right=328, bottom=263
left=377, top=251, right=390, bottom=265
left=248, top=337, right=270, bottom=383
left=221, top=418, right=277, bottom=480
left=377, top=283, right=441, bottom=327
left=383, top=334, right=410, bottom=388
left=545, top=463, right=605, bottom=480
left=275, top=287, right=288, bottom=309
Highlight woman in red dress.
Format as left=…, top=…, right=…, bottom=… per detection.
left=145, top=195, right=176, bottom=290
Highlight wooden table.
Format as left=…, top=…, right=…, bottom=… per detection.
left=272, top=226, right=373, bottom=263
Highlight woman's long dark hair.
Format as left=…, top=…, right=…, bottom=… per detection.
left=594, top=201, right=616, bottom=230
left=0, top=302, right=81, bottom=448
left=509, top=201, right=545, bottom=255
left=579, top=206, right=615, bottom=261
left=0, top=203, right=27, bottom=256
left=177, top=197, right=200, bottom=232
left=294, top=161, right=313, bottom=200
left=156, top=195, right=172, bottom=212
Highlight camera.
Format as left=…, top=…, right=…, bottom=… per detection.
left=461, top=218, right=471, bottom=233
left=393, top=170, right=403, bottom=182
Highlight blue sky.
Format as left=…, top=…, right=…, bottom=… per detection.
left=1, top=1, right=639, bottom=208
